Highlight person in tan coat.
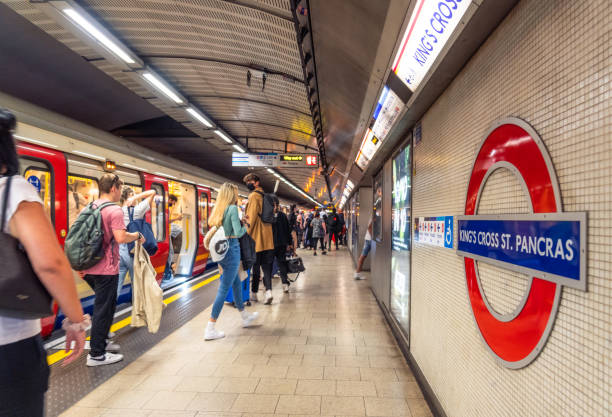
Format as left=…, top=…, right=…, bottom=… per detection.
left=243, top=173, right=275, bottom=304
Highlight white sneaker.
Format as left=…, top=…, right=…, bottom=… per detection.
left=86, top=352, right=124, bottom=367
left=264, top=290, right=273, bottom=305
left=251, top=292, right=259, bottom=302
left=205, top=327, right=225, bottom=341
left=106, top=340, right=120, bottom=352
left=354, top=273, right=365, bottom=280
left=241, top=311, right=259, bottom=327
left=205, top=322, right=225, bottom=341
left=283, top=284, right=289, bottom=293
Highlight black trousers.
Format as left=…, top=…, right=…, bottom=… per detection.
left=313, top=237, right=325, bottom=252
left=0, top=335, right=49, bottom=417
left=252, top=250, right=274, bottom=292
left=84, top=274, right=118, bottom=357
left=274, top=245, right=290, bottom=284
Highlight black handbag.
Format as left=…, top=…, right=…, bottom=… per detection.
left=286, top=253, right=305, bottom=282
left=239, top=233, right=256, bottom=271
left=0, top=176, right=53, bottom=319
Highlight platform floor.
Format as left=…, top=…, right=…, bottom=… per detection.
left=59, top=248, right=432, bottom=417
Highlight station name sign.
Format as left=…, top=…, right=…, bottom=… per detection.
left=457, top=213, right=586, bottom=290
left=392, top=0, right=471, bottom=92
left=232, top=152, right=318, bottom=168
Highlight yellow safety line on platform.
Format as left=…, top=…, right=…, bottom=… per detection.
left=46, top=273, right=220, bottom=366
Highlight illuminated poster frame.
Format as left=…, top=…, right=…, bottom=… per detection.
left=373, top=169, right=384, bottom=242
left=390, top=139, right=412, bottom=338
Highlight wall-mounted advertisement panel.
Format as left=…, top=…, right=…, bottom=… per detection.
left=392, top=0, right=471, bottom=92
left=391, top=144, right=412, bottom=335
left=372, top=86, right=404, bottom=141
left=373, top=169, right=384, bottom=242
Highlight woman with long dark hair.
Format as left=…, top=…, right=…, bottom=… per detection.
left=0, top=110, right=89, bottom=416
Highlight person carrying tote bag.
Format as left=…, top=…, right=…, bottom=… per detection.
left=0, top=110, right=89, bottom=417
left=203, top=183, right=259, bottom=341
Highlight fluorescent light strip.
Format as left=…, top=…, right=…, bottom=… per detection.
left=233, top=144, right=245, bottom=153
left=13, top=135, right=59, bottom=149
left=142, top=72, right=183, bottom=104
left=214, top=130, right=233, bottom=144
left=267, top=168, right=274, bottom=174
left=63, top=8, right=135, bottom=64
left=186, top=108, right=212, bottom=128
left=73, top=150, right=105, bottom=160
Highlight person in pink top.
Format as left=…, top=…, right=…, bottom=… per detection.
left=82, top=173, right=144, bottom=367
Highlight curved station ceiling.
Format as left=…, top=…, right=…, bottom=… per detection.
left=0, top=0, right=517, bottom=206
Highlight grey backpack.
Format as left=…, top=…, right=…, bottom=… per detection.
left=64, top=201, right=115, bottom=270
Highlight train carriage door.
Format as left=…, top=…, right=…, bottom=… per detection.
left=142, top=174, right=169, bottom=283
left=168, top=181, right=198, bottom=278
left=15, top=141, right=67, bottom=337
left=193, top=186, right=211, bottom=276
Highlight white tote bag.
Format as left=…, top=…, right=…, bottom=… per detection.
left=204, top=225, right=229, bottom=262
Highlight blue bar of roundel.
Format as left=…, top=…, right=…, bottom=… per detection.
left=457, top=219, right=580, bottom=281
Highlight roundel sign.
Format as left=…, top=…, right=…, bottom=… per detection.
left=457, top=118, right=587, bottom=369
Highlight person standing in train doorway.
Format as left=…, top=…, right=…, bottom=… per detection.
left=82, top=173, right=145, bottom=366
left=163, top=193, right=182, bottom=281
left=118, top=186, right=156, bottom=300
left=243, top=173, right=275, bottom=304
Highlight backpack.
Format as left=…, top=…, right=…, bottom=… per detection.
left=329, top=214, right=338, bottom=230
left=255, top=190, right=276, bottom=224
left=126, top=206, right=158, bottom=256
left=64, top=201, right=115, bottom=271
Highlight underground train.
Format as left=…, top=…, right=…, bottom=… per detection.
left=13, top=121, right=237, bottom=338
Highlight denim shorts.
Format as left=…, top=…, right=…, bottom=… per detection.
left=362, top=239, right=372, bottom=256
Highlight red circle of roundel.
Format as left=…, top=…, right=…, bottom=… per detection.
left=464, top=122, right=559, bottom=366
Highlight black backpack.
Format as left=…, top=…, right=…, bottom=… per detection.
left=255, top=190, right=276, bottom=224
left=329, top=214, right=338, bottom=230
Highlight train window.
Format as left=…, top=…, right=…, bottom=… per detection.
left=150, top=183, right=165, bottom=242
left=22, top=165, right=53, bottom=221
left=68, top=175, right=99, bottom=228
left=199, top=192, right=209, bottom=235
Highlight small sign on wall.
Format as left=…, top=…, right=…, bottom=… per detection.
left=414, top=216, right=453, bottom=248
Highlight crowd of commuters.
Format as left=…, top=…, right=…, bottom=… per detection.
left=0, top=109, right=361, bottom=416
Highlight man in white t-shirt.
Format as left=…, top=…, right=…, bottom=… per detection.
left=354, top=217, right=373, bottom=280
left=118, top=186, right=156, bottom=299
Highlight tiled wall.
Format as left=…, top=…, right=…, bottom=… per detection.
left=410, top=0, right=611, bottom=416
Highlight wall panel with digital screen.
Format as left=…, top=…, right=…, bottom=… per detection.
left=390, top=143, right=412, bottom=336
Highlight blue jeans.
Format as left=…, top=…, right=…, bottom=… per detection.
left=211, top=239, right=243, bottom=319
left=118, top=243, right=133, bottom=299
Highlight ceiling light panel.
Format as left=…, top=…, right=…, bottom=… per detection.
left=186, top=107, right=213, bottom=128
left=141, top=71, right=184, bottom=104
left=214, top=130, right=233, bottom=144
left=62, top=7, right=135, bottom=65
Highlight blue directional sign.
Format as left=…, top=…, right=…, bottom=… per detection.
left=456, top=213, right=587, bottom=290
left=27, top=175, right=41, bottom=193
